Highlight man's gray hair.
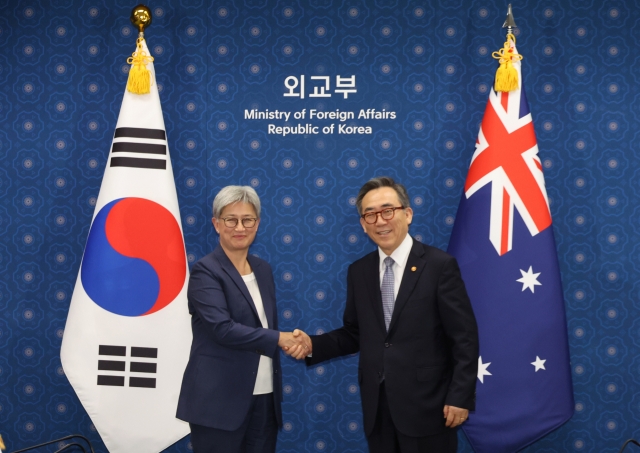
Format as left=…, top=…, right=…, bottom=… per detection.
left=355, top=176, right=411, bottom=215
left=212, top=185, right=261, bottom=218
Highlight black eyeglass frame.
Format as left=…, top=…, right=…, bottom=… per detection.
left=360, top=206, right=406, bottom=224
left=219, top=217, right=258, bottom=228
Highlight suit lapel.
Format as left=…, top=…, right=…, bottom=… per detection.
left=249, top=255, right=275, bottom=329
left=214, top=246, right=261, bottom=322
left=387, top=240, right=426, bottom=335
left=365, top=252, right=387, bottom=333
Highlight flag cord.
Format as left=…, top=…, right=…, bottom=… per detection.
left=492, top=33, right=523, bottom=92
left=126, top=37, right=154, bottom=95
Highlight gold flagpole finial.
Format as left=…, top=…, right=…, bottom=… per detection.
left=130, top=4, right=152, bottom=37
left=127, top=4, right=154, bottom=94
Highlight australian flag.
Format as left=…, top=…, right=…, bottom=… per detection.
left=447, top=39, right=573, bottom=453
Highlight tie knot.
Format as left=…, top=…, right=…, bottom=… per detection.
left=384, top=257, right=394, bottom=268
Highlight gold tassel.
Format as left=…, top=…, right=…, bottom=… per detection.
left=0, top=434, right=5, bottom=451
left=126, top=37, right=154, bottom=94
left=492, top=33, right=523, bottom=92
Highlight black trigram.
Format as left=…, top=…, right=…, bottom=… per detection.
left=109, top=127, right=167, bottom=170
left=97, top=345, right=158, bottom=388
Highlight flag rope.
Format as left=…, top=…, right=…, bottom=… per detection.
left=492, top=33, right=523, bottom=92
left=126, top=37, right=154, bottom=94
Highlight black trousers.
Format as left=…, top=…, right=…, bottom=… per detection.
left=367, top=382, right=458, bottom=453
left=189, top=393, right=278, bottom=453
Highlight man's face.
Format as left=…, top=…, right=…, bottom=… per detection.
left=359, top=187, right=413, bottom=256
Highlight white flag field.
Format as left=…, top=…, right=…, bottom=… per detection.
left=60, top=39, right=192, bottom=452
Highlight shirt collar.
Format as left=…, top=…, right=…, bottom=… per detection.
left=378, top=233, right=413, bottom=270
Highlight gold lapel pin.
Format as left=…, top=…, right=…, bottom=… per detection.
left=411, top=266, right=417, bottom=272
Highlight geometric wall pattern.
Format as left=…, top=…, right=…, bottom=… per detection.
left=1, top=1, right=638, bottom=451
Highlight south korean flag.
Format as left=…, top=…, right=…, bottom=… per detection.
left=61, top=38, right=192, bottom=453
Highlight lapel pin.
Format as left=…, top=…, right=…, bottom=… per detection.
left=411, top=266, right=417, bottom=272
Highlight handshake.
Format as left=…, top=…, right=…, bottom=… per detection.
left=278, top=329, right=312, bottom=360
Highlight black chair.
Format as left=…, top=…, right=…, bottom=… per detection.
left=619, top=439, right=640, bottom=453
left=11, top=435, right=95, bottom=453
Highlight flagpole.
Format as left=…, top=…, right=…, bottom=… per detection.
left=493, top=3, right=522, bottom=93
left=502, top=3, right=517, bottom=38
left=60, top=4, right=193, bottom=451
left=449, top=5, right=574, bottom=451
left=127, top=5, right=154, bottom=94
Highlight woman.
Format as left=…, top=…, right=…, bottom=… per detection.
left=176, top=186, right=306, bottom=453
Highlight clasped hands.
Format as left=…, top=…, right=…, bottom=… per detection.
left=278, top=329, right=311, bottom=360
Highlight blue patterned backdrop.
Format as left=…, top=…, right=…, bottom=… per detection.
left=1, top=0, right=638, bottom=451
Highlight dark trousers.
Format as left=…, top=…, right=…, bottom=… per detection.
left=189, top=393, right=278, bottom=453
left=367, top=382, right=458, bottom=453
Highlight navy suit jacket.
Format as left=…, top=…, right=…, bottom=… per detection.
left=307, top=238, right=479, bottom=437
left=176, top=245, right=282, bottom=430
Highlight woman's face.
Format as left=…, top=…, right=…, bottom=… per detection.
left=212, top=202, right=260, bottom=253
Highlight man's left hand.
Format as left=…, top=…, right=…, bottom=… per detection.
left=443, top=405, right=469, bottom=428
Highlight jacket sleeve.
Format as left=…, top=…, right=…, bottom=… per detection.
left=306, top=265, right=360, bottom=365
left=436, top=256, right=479, bottom=410
left=188, top=261, right=280, bottom=358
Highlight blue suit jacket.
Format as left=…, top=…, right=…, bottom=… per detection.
left=176, top=245, right=282, bottom=430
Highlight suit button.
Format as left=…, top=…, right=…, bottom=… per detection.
left=384, top=343, right=390, bottom=348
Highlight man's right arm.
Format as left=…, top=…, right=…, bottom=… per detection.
left=303, top=266, right=361, bottom=365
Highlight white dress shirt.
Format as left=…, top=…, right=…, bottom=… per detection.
left=378, top=233, right=413, bottom=301
left=242, top=272, right=274, bottom=395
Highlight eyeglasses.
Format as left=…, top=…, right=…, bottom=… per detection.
left=219, top=217, right=258, bottom=228
left=361, top=206, right=405, bottom=224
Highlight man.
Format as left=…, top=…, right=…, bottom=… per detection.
left=296, top=176, right=479, bottom=453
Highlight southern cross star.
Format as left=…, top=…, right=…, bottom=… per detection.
left=531, top=356, right=547, bottom=372
left=478, top=356, right=492, bottom=383
left=517, top=266, right=542, bottom=293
